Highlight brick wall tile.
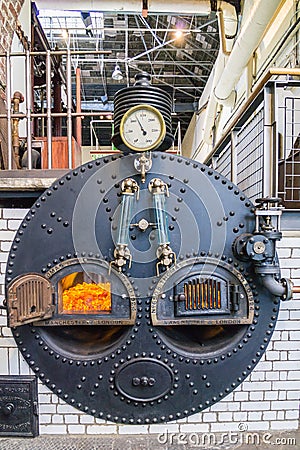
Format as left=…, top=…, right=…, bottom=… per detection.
left=272, top=380, right=299, bottom=390
left=227, top=403, right=241, bottom=411
left=0, top=230, right=16, bottom=241
left=287, top=391, right=299, bottom=400
left=67, top=424, right=86, bottom=434
left=287, top=370, right=300, bottom=380
left=248, top=411, right=262, bottom=421
left=285, top=410, right=299, bottom=420
left=2, top=209, right=27, bottom=219
left=245, top=421, right=270, bottom=431
left=210, top=402, right=231, bottom=412
left=1, top=242, right=12, bottom=252
left=279, top=391, right=286, bottom=400
left=40, top=425, right=67, bottom=434
left=242, top=381, right=272, bottom=391
left=39, top=404, right=57, bottom=414
left=241, top=401, right=270, bottom=411
left=39, top=414, right=51, bottom=425
left=0, top=347, right=8, bottom=373
left=202, top=412, right=216, bottom=422
left=279, top=371, right=288, bottom=380
left=278, top=237, right=300, bottom=248
left=264, top=391, right=279, bottom=401
left=274, top=341, right=299, bottom=350
left=280, top=258, right=300, bottom=268
left=273, top=361, right=299, bottom=370
left=117, top=425, right=146, bottom=434
left=277, top=248, right=292, bottom=258
left=187, top=412, right=203, bottom=422
left=249, top=372, right=265, bottom=381
left=263, top=411, right=277, bottom=420
left=65, top=415, right=79, bottom=424
left=149, top=424, right=180, bottom=434
left=57, top=404, right=79, bottom=414
left=52, top=414, right=64, bottom=424
left=274, top=322, right=299, bottom=331
left=80, top=415, right=95, bottom=424
left=270, top=421, right=299, bottom=430
left=218, top=412, right=233, bottom=422
left=288, top=350, right=300, bottom=360
left=271, top=400, right=299, bottom=410
left=233, top=411, right=248, bottom=422
left=179, top=423, right=209, bottom=433
left=2, top=327, right=12, bottom=337
left=249, top=391, right=264, bottom=401
left=234, top=392, right=249, bottom=401
left=0, top=252, right=8, bottom=263
left=210, top=422, right=240, bottom=432
left=8, top=347, right=19, bottom=374
left=38, top=384, right=52, bottom=394
left=19, top=354, right=31, bottom=375
left=39, top=394, right=52, bottom=403
left=0, top=337, right=18, bottom=347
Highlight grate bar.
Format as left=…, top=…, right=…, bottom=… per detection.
left=183, top=278, right=222, bottom=312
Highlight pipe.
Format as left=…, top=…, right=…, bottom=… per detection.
left=201, top=2, right=238, bottom=144
left=35, top=0, right=212, bottom=14
left=46, top=50, right=53, bottom=168
left=6, top=52, right=13, bottom=170
left=214, top=0, right=282, bottom=104
left=75, top=68, right=82, bottom=148
left=202, top=52, right=228, bottom=144
left=259, top=274, right=293, bottom=301
left=35, top=0, right=237, bottom=16
left=66, top=44, right=73, bottom=169
left=217, top=7, right=237, bottom=55
left=25, top=50, right=32, bottom=170
left=11, top=91, right=24, bottom=169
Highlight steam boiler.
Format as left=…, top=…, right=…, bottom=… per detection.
left=5, top=74, right=292, bottom=425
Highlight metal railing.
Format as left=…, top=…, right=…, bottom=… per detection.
left=278, top=96, right=300, bottom=205
left=210, top=80, right=300, bottom=208
left=0, top=49, right=111, bottom=171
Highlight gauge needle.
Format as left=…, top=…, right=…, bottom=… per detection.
left=135, top=114, right=147, bottom=136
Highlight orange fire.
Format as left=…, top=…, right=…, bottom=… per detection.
left=62, top=282, right=111, bottom=313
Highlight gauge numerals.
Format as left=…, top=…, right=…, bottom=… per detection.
left=120, top=105, right=166, bottom=152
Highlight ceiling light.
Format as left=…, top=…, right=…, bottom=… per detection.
left=112, top=64, right=123, bottom=81
left=174, top=29, right=184, bottom=39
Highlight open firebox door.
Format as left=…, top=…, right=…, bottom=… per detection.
left=7, top=259, right=136, bottom=327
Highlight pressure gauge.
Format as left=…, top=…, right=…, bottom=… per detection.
left=120, top=104, right=166, bottom=152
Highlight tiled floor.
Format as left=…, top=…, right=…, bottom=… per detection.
left=0, top=431, right=299, bottom=450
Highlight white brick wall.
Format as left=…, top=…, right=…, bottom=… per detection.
left=0, top=209, right=299, bottom=435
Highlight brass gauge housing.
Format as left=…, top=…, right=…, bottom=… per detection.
left=120, top=104, right=166, bottom=152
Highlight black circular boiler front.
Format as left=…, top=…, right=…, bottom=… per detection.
left=5, top=153, right=280, bottom=424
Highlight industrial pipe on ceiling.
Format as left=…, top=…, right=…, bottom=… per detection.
left=35, top=0, right=234, bottom=16
left=202, top=0, right=282, bottom=144
left=214, top=0, right=282, bottom=104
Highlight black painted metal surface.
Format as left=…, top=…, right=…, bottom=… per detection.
left=5, top=153, right=280, bottom=424
left=0, top=376, right=38, bottom=437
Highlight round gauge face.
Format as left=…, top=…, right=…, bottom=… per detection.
left=120, top=105, right=166, bottom=152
